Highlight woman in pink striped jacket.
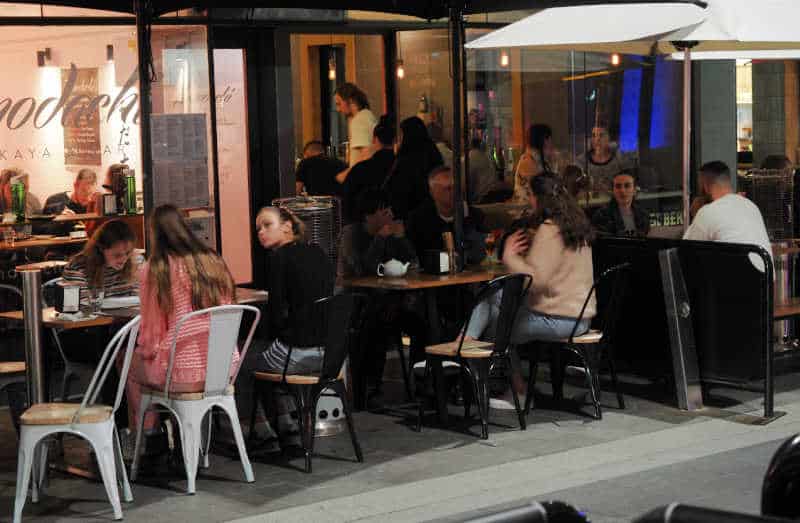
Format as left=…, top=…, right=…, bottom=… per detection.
left=126, top=204, right=237, bottom=434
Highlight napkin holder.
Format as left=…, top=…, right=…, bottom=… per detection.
left=54, top=282, right=81, bottom=313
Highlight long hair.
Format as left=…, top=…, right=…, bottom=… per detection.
left=334, top=82, right=370, bottom=110
left=527, top=124, right=554, bottom=175
left=527, top=174, right=594, bottom=250
left=74, top=219, right=136, bottom=289
left=255, top=206, right=306, bottom=244
left=147, top=204, right=236, bottom=315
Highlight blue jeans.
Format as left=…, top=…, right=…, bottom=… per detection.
left=464, top=289, right=590, bottom=344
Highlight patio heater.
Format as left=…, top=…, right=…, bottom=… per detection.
left=739, top=168, right=796, bottom=350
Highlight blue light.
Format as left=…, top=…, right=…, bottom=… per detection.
left=650, top=57, right=679, bottom=149
left=619, top=68, right=642, bottom=152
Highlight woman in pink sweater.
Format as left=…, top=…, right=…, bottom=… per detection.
left=127, top=205, right=237, bottom=431
left=465, top=174, right=595, bottom=408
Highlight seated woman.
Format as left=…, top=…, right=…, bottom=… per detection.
left=247, top=206, right=333, bottom=448
left=60, top=219, right=139, bottom=427
left=127, top=205, right=237, bottom=434
left=591, top=169, right=650, bottom=238
left=464, top=174, right=596, bottom=409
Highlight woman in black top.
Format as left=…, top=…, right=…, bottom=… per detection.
left=255, top=205, right=333, bottom=373
left=384, top=116, right=443, bottom=220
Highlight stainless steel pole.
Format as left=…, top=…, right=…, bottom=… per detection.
left=682, top=45, right=692, bottom=229
left=21, top=269, right=44, bottom=404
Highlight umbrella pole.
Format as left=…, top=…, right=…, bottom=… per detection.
left=135, top=0, right=154, bottom=240
left=678, top=43, right=695, bottom=229
left=450, top=7, right=465, bottom=264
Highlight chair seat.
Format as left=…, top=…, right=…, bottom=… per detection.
left=20, top=402, right=112, bottom=426
left=0, top=361, right=25, bottom=374
left=412, top=359, right=462, bottom=376
left=557, top=329, right=603, bottom=344
left=425, top=339, right=494, bottom=358
left=141, top=384, right=235, bottom=400
left=253, top=370, right=344, bottom=385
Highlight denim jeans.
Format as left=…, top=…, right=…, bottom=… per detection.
left=464, top=288, right=590, bottom=343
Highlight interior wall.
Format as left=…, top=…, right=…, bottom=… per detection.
left=0, top=27, right=142, bottom=206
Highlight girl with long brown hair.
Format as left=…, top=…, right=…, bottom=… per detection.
left=464, top=174, right=595, bottom=409
left=127, top=204, right=237, bottom=431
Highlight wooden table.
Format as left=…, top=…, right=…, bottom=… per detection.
left=342, top=264, right=507, bottom=413
left=775, top=297, right=800, bottom=320
left=0, top=236, right=87, bottom=252
left=16, top=260, right=68, bottom=272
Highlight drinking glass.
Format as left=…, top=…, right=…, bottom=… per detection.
left=88, top=288, right=105, bottom=315
left=2, top=227, right=15, bottom=247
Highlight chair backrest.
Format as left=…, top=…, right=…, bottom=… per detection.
left=163, top=304, right=261, bottom=398
left=76, top=315, right=141, bottom=424
left=315, top=294, right=357, bottom=381
left=568, top=262, right=630, bottom=342
left=0, top=284, right=22, bottom=312
left=459, top=273, right=532, bottom=356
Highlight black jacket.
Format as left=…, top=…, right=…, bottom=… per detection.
left=342, top=148, right=395, bottom=223
left=406, top=200, right=487, bottom=266
left=592, top=199, right=651, bottom=237
left=295, top=155, right=347, bottom=197
left=384, top=147, right=443, bottom=220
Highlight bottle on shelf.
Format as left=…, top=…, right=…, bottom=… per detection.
left=10, top=180, right=25, bottom=222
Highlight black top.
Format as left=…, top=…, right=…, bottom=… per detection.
left=42, top=192, right=88, bottom=215
left=342, top=148, right=395, bottom=223
left=338, top=222, right=417, bottom=278
left=266, top=242, right=334, bottom=347
left=592, top=199, right=651, bottom=238
left=384, top=147, right=443, bottom=220
left=406, top=199, right=487, bottom=266
left=295, top=155, right=347, bottom=197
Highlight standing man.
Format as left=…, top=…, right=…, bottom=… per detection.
left=683, top=160, right=772, bottom=272
left=334, top=82, right=377, bottom=184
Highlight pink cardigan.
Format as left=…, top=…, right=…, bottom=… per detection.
left=137, top=258, right=239, bottom=386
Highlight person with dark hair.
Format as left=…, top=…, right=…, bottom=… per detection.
left=43, top=168, right=98, bottom=216
left=592, top=169, right=650, bottom=237
left=295, top=140, right=347, bottom=197
left=338, top=188, right=423, bottom=405
left=513, top=123, right=561, bottom=203
left=334, top=82, right=377, bottom=183
left=465, top=136, right=501, bottom=204
left=761, top=155, right=793, bottom=171
left=384, top=116, right=444, bottom=220
left=341, top=114, right=396, bottom=223
left=684, top=160, right=772, bottom=272
left=583, top=125, right=626, bottom=194
left=463, top=174, right=596, bottom=409
left=339, top=187, right=416, bottom=279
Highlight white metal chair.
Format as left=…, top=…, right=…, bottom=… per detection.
left=42, top=277, right=94, bottom=401
left=130, top=304, right=261, bottom=494
left=13, top=315, right=141, bottom=523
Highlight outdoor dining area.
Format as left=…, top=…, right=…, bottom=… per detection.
left=4, top=0, right=800, bottom=522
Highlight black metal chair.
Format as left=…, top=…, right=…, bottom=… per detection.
left=525, top=263, right=630, bottom=420
left=251, top=294, right=363, bottom=473
left=416, top=273, right=532, bottom=439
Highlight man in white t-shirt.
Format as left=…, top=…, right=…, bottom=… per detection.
left=333, top=82, right=377, bottom=184
left=683, top=160, right=773, bottom=272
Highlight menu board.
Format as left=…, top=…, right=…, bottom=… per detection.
left=62, top=67, right=101, bottom=166
left=151, top=113, right=210, bottom=208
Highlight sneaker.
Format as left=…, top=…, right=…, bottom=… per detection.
left=489, top=390, right=526, bottom=411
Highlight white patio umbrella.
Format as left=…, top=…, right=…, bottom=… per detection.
left=467, top=0, right=800, bottom=227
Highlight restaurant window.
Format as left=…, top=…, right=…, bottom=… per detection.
left=464, top=30, right=686, bottom=228
left=290, top=33, right=386, bottom=168
left=736, top=60, right=753, bottom=166
left=149, top=26, right=217, bottom=248
left=0, top=25, right=142, bottom=220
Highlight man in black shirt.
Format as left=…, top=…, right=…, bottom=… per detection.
left=407, top=165, right=488, bottom=266
left=295, top=141, right=347, bottom=197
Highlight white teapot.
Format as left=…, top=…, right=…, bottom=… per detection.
left=377, top=258, right=410, bottom=277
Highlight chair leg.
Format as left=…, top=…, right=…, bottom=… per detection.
left=87, top=427, right=123, bottom=520
left=113, top=428, right=133, bottom=503
left=13, top=431, right=37, bottom=523
left=200, top=411, right=212, bottom=470
left=462, top=369, right=473, bottom=420
left=550, top=344, right=565, bottom=404
left=292, top=386, right=316, bottom=473
left=467, top=359, right=490, bottom=440
left=33, top=438, right=50, bottom=501
left=606, top=345, right=625, bottom=410
left=395, top=339, right=413, bottom=401
left=525, top=356, right=538, bottom=415
left=219, top=397, right=255, bottom=483
left=577, top=349, right=602, bottom=420
left=174, top=407, right=203, bottom=494
left=416, top=359, right=431, bottom=432
left=330, top=380, right=363, bottom=463
left=431, top=357, right=449, bottom=425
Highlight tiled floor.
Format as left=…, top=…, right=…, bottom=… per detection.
left=2, top=358, right=800, bottom=522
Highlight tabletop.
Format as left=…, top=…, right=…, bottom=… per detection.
left=0, top=287, right=268, bottom=328
left=0, top=236, right=87, bottom=252
left=775, top=297, right=800, bottom=320
left=341, top=264, right=507, bottom=291
left=16, top=260, right=69, bottom=272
